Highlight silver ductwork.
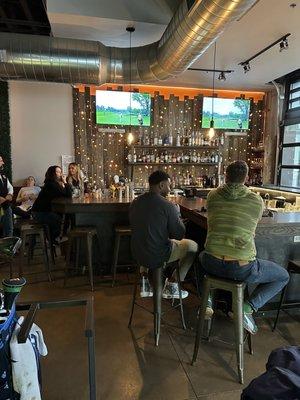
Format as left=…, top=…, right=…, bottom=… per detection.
left=0, top=0, right=257, bottom=84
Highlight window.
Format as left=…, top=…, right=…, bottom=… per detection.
left=278, top=77, right=300, bottom=189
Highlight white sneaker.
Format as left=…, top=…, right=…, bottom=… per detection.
left=140, top=276, right=153, bottom=298
left=162, top=279, right=189, bottom=299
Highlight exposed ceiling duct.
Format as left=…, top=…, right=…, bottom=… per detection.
left=0, top=0, right=258, bottom=84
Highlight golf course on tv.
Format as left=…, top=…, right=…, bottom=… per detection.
left=202, top=115, right=249, bottom=130
left=96, top=91, right=151, bottom=126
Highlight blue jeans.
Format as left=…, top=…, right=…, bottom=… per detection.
left=32, top=211, right=62, bottom=241
left=200, top=251, right=290, bottom=311
left=0, top=206, right=13, bottom=237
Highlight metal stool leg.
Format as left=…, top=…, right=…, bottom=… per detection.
left=175, top=266, right=186, bottom=330
left=273, top=284, right=288, bottom=331
left=64, top=237, right=73, bottom=287
left=111, top=233, right=121, bottom=287
left=128, top=267, right=139, bottom=327
left=232, top=286, right=244, bottom=384
left=247, top=332, right=253, bottom=355
left=153, top=267, right=163, bottom=346
left=86, top=234, right=94, bottom=292
left=192, top=277, right=210, bottom=365
left=40, top=231, right=52, bottom=282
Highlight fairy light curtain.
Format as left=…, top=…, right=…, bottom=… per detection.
left=73, top=86, right=265, bottom=187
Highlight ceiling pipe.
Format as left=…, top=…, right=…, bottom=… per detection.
left=0, top=0, right=257, bottom=84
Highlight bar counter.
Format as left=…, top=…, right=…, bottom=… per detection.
left=52, top=195, right=300, bottom=302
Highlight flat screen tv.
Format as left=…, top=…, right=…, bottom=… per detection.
left=95, top=90, right=151, bottom=126
left=201, top=97, right=251, bottom=130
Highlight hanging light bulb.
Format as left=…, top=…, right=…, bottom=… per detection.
left=127, top=132, right=134, bottom=145
left=208, top=119, right=215, bottom=139
left=208, top=42, right=216, bottom=139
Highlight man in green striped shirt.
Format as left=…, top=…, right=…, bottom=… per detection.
left=200, top=161, right=289, bottom=334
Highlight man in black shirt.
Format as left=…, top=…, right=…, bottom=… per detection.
left=0, top=156, right=13, bottom=237
left=130, top=171, right=198, bottom=299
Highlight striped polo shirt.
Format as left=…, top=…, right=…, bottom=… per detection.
left=205, top=184, right=264, bottom=261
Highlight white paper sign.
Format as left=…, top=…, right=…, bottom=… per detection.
left=61, top=155, right=75, bottom=175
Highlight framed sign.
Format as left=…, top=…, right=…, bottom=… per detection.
left=61, top=155, right=75, bottom=175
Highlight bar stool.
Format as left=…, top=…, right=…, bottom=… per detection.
left=273, top=259, right=300, bottom=331
left=128, top=264, right=186, bottom=346
left=64, top=226, right=98, bottom=291
left=192, top=275, right=253, bottom=384
left=19, top=223, right=52, bottom=282
left=0, top=237, right=22, bottom=278
left=111, top=226, right=132, bottom=287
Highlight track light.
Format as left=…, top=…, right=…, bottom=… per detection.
left=279, top=38, right=289, bottom=51
left=218, top=71, right=226, bottom=81
left=243, top=62, right=250, bottom=73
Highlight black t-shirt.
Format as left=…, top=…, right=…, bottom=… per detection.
left=129, top=192, right=185, bottom=269
left=32, top=181, right=72, bottom=213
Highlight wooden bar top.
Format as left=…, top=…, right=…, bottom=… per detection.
left=52, top=194, right=300, bottom=227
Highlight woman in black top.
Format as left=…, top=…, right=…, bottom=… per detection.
left=32, top=165, right=72, bottom=242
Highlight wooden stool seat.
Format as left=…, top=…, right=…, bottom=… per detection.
left=273, top=259, right=300, bottom=331
left=65, top=226, right=99, bottom=291
left=192, top=274, right=253, bottom=384
left=111, top=226, right=132, bottom=287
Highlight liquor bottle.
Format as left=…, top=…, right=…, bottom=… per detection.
left=142, top=151, right=146, bottom=163
left=146, top=152, right=150, bottom=163
left=150, top=151, right=155, bottom=163
left=215, top=153, right=219, bottom=163
left=191, top=131, right=195, bottom=146
left=155, top=153, right=160, bottom=164
left=200, top=133, right=204, bottom=146
left=172, top=153, right=177, bottom=163
left=153, top=132, right=158, bottom=146
left=177, top=153, right=181, bottom=163
left=160, top=151, right=164, bottom=163
left=133, top=150, right=137, bottom=163
left=176, top=133, right=181, bottom=147
left=211, top=153, right=215, bottom=163
left=127, top=152, right=132, bottom=163
left=220, top=133, right=225, bottom=146
left=158, top=133, right=163, bottom=145
left=168, top=132, right=173, bottom=146
left=164, top=152, right=169, bottom=163
left=188, top=132, right=192, bottom=147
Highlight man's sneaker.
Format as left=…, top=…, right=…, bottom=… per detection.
left=140, top=276, right=153, bottom=298
left=162, top=280, right=189, bottom=299
left=243, top=313, right=258, bottom=335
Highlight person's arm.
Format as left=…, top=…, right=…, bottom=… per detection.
left=48, top=181, right=72, bottom=198
left=167, top=202, right=186, bottom=240
left=16, top=188, right=25, bottom=204
left=5, top=178, right=13, bottom=201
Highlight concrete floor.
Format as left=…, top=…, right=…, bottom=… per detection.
left=1, top=256, right=299, bottom=400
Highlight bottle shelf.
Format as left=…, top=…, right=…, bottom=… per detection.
left=127, top=162, right=219, bottom=166
left=131, top=145, right=219, bottom=150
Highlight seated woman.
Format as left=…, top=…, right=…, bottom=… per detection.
left=67, top=163, right=89, bottom=197
left=32, top=166, right=72, bottom=243
left=13, top=176, right=41, bottom=219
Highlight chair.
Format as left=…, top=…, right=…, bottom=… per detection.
left=192, top=274, right=253, bottom=384
left=128, top=264, right=186, bottom=346
left=64, top=226, right=98, bottom=291
left=19, top=223, right=53, bottom=281
left=273, top=259, right=300, bottom=331
left=111, top=226, right=132, bottom=287
left=0, top=237, right=22, bottom=278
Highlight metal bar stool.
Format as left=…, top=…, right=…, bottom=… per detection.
left=128, top=263, right=186, bottom=346
left=64, top=226, right=98, bottom=291
left=192, top=275, right=253, bottom=384
left=111, top=226, right=132, bottom=287
left=273, top=259, right=300, bottom=331
left=19, top=223, right=52, bottom=282
left=0, top=237, right=22, bottom=278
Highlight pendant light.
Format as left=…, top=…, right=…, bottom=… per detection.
left=208, top=42, right=217, bottom=140
left=126, top=26, right=135, bottom=146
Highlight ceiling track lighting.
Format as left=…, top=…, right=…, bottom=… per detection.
left=239, top=33, right=291, bottom=72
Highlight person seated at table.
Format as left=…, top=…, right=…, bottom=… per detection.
left=129, top=170, right=198, bottom=299
left=32, top=165, right=72, bottom=244
left=67, top=163, right=89, bottom=197
left=200, top=160, right=289, bottom=334
left=12, top=176, right=41, bottom=219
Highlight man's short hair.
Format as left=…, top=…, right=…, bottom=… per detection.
left=226, top=161, right=249, bottom=184
left=148, top=170, right=170, bottom=186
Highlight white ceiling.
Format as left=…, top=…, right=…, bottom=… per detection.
left=48, top=0, right=300, bottom=91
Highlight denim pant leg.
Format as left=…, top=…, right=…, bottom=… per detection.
left=245, top=259, right=290, bottom=311
left=1, top=206, right=13, bottom=237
